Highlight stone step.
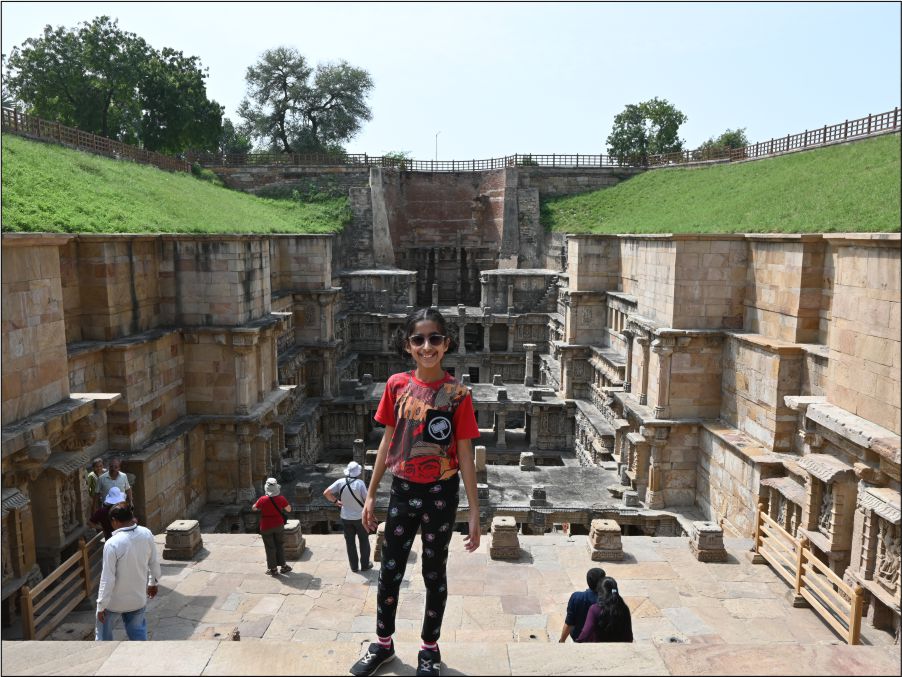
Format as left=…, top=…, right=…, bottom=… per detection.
left=2, top=639, right=899, bottom=676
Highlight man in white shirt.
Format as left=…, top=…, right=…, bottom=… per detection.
left=324, top=461, right=372, bottom=572
left=95, top=505, right=161, bottom=641
left=94, top=457, right=133, bottom=512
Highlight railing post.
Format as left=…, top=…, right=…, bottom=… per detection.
left=866, top=113, right=872, bottom=135
left=552, top=153, right=556, bottom=167
left=894, top=107, right=899, bottom=131
left=753, top=503, right=764, bottom=553
left=80, top=537, right=92, bottom=597
left=849, top=584, right=864, bottom=645
left=20, top=586, right=35, bottom=640
left=794, top=536, right=809, bottom=598
left=803, top=130, right=808, bottom=147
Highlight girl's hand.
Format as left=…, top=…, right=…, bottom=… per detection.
left=464, top=514, right=481, bottom=552
left=362, top=496, right=377, bottom=533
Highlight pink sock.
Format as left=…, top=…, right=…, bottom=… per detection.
left=421, top=641, right=439, bottom=651
left=377, top=635, right=392, bottom=648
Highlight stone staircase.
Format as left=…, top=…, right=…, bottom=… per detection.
left=2, top=638, right=899, bottom=675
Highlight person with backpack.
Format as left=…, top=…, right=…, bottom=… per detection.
left=251, top=477, right=293, bottom=576
left=324, top=461, right=372, bottom=572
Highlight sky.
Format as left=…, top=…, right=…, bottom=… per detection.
left=2, top=2, right=899, bottom=160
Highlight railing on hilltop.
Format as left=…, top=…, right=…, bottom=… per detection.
left=3, top=105, right=898, bottom=174
left=1, top=108, right=190, bottom=173
left=189, top=106, right=899, bottom=171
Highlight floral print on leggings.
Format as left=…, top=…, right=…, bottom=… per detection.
left=376, top=473, right=460, bottom=640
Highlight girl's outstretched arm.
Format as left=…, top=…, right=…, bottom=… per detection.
left=457, top=438, right=480, bottom=552
left=362, top=425, right=393, bottom=532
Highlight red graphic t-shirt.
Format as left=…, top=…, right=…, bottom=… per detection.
left=374, top=370, right=480, bottom=483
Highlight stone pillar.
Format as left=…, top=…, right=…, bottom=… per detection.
left=483, top=321, right=491, bottom=354
left=689, top=521, right=727, bottom=562
left=529, top=410, right=540, bottom=447
left=635, top=336, right=650, bottom=405
left=523, top=343, right=537, bottom=386
left=237, top=428, right=256, bottom=502
left=322, top=352, right=334, bottom=399
left=622, top=330, right=634, bottom=393
left=587, top=519, right=623, bottom=561
left=490, top=516, right=520, bottom=560
left=496, top=411, right=507, bottom=447
left=645, top=438, right=667, bottom=510
left=283, top=519, right=307, bottom=559
left=380, top=318, right=389, bottom=353
left=651, top=338, right=675, bottom=419
left=458, top=305, right=467, bottom=355
left=432, top=283, right=439, bottom=308
left=409, top=279, right=417, bottom=307
left=373, top=522, right=386, bottom=561
left=162, top=520, right=203, bottom=560
left=507, top=284, right=514, bottom=313
left=353, top=439, right=365, bottom=466
left=507, top=321, right=515, bottom=352
left=234, top=345, right=254, bottom=415
left=474, top=445, right=486, bottom=472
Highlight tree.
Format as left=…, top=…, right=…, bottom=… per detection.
left=238, top=47, right=373, bottom=153
left=606, top=97, right=687, bottom=165
left=5, top=16, right=222, bottom=152
left=693, top=128, right=749, bottom=160
left=218, top=117, right=253, bottom=155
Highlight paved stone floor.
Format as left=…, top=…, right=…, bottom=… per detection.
left=2, top=533, right=899, bottom=675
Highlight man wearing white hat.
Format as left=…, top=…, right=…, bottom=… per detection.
left=324, top=462, right=372, bottom=572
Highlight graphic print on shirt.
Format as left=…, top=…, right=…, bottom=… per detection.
left=390, top=377, right=470, bottom=483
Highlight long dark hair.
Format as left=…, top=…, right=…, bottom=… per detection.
left=595, top=576, right=630, bottom=637
left=391, top=307, right=457, bottom=357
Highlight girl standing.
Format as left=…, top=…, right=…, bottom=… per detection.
left=350, top=308, right=481, bottom=677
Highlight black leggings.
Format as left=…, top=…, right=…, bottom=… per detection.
left=377, top=474, right=459, bottom=641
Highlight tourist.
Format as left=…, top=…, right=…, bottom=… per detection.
left=251, top=477, right=293, bottom=575
left=350, top=307, right=481, bottom=677
left=95, top=504, right=161, bottom=641
left=94, top=457, right=132, bottom=512
left=324, top=461, right=372, bottom=572
left=89, top=486, right=129, bottom=539
left=576, top=576, right=633, bottom=643
left=558, top=566, right=606, bottom=642
left=86, top=457, right=105, bottom=507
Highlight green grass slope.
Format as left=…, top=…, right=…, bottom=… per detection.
left=1, top=134, right=348, bottom=233
left=542, top=134, right=901, bottom=233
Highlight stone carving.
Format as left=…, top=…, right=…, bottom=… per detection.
left=60, top=475, right=79, bottom=535
left=876, top=520, right=900, bottom=594
left=2, top=527, right=13, bottom=581
left=818, top=482, right=833, bottom=535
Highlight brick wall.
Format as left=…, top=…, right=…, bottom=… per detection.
left=1, top=235, right=72, bottom=424
left=826, top=236, right=901, bottom=434
left=720, top=334, right=803, bottom=451
left=744, top=237, right=825, bottom=343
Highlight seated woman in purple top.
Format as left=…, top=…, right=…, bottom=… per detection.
left=577, top=576, right=633, bottom=643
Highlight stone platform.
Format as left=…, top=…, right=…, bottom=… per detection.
left=1, top=534, right=898, bottom=675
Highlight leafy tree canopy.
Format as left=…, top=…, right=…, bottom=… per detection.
left=218, top=117, right=253, bottom=155
left=4, top=16, right=223, bottom=153
left=237, top=47, right=373, bottom=153
left=694, top=128, right=750, bottom=159
left=606, top=97, right=687, bottom=164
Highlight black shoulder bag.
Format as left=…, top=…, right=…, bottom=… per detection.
left=268, top=496, right=289, bottom=524
left=340, top=478, right=365, bottom=508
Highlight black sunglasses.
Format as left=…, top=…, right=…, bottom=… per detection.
left=407, top=333, right=447, bottom=347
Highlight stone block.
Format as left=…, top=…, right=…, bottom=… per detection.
left=623, top=490, right=640, bottom=507
left=474, top=445, right=486, bottom=472
left=519, top=452, right=536, bottom=470
left=294, top=482, right=312, bottom=503
left=689, top=520, right=728, bottom=562
left=490, top=515, right=520, bottom=560
left=373, top=522, right=386, bottom=562
left=530, top=485, right=547, bottom=507
left=587, top=518, right=623, bottom=561
left=162, top=519, right=203, bottom=560
left=283, top=519, right=306, bottom=559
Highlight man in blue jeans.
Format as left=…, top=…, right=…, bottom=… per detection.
left=95, top=505, right=161, bottom=641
